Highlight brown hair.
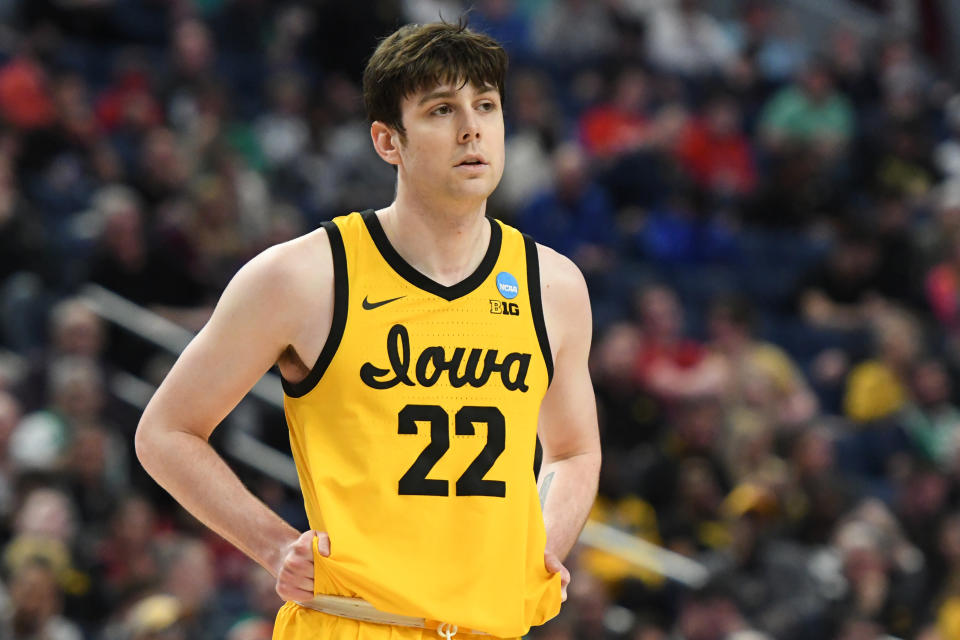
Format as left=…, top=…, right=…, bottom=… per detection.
left=362, top=21, right=508, bottom=136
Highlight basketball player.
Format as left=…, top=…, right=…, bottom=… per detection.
left=136, top=22, right=601, bottom=640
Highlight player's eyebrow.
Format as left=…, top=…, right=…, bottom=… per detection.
left=418, top=89, right=456, bottom=105
left=417, top=84, right=498, bottom=105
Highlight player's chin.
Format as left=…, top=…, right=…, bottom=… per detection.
left=453, top=178, right=498, bottom=200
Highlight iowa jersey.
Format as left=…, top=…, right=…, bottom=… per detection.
left=280, top=210, right=561, bottom=638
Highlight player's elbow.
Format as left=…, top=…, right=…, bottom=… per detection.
left=134, top=410, right=177, bottom=477
left=134, top=416, right=160, bottom=475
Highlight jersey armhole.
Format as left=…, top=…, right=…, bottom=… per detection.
left=281, top=221, right=349, bottom=398
left=523, top=234, right=554, bottom=386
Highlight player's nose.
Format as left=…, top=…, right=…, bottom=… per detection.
left=459, top=113, right=480, bottom=143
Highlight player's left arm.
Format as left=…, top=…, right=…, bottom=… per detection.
left=535, top=244, right=602, bottom=588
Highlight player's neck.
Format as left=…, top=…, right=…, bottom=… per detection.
left=377, top=196, right=491, bottom=287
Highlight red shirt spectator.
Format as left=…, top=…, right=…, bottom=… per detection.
left=927, top=262, right=960, bottom=329
left=0, top=57, right=56, bottom=130
left=926, top=228, right=960, bottom=331
left=95, top=70, right=164, bottom=133
left=676, top=97, right=756, bottom=196
left=632, top=285, right=725, bottom=400
left=579, top=67, right=651, bottom=157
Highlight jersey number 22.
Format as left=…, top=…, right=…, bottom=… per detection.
left=398, top=404, right=506, bottom=497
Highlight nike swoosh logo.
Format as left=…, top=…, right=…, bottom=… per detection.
left=362, top=295, right=405, bottom=310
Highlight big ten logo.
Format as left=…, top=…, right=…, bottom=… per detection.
left=489, top=300, right=520, bottom=316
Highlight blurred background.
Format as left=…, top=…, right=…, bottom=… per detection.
left=5, top=0, right=960, bottom=638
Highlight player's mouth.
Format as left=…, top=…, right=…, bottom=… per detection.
left=455, top=154, right=488, bottom=170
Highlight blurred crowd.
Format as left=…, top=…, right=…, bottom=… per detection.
left=1, top=0, right=960, bottom=638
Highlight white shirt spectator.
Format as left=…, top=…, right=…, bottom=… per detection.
left=645, top=4, right=737, bottom=76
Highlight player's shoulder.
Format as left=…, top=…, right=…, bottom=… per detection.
left=226, top=226, right=334, bottom=305
left=534, top=242, right=588, bottom=302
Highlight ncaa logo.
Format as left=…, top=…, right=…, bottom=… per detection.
left=496, top=272, right=519, bottom=299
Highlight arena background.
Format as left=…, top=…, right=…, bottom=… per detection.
left=3, top=0, right=960, bottom=638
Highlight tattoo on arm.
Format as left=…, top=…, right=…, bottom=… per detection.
left=539, top=471, right=555, bottom=509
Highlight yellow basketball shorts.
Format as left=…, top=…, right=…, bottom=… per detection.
left=272, top=602, right=518, bottom=640
left=271, top=537, right=520, bottom=640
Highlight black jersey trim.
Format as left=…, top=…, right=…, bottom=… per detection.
left=360, top=209, right=502, bottom=302
left=533, top=436, right=543, bottom=479
left=281, top=221, right=348, bottom=398
left=524, top=234, right=554, bottom=386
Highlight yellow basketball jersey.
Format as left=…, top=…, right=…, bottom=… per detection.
left=280, top=210, right=562, bottom=638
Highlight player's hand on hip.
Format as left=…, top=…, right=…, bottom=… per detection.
left=275, top=530, right=330, bottom=602
left=544, top=550, right=570, bottom=602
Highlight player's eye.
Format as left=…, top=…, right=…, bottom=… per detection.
left=431, top=104, right=452, bottom=116
left=478, top=101, right=496, bottom=112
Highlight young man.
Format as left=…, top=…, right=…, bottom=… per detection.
left=136, top=22, right=601, bottom=640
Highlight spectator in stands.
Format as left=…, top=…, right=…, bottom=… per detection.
left=704, top=491, right=832, bottom=639
left=733, top=2, right=808, bottom=84
left=592, top=322, right=663, bottom=452
left=0, top=390, right=19, bottom=516
left=897, top=465, right=949, bottom=571
left=157, top=537, right=229, bottom=640
left=876, top=36, right=932, bottom=102
left=901, top=359, right=960, bottom=469
left=66, top=421, right=128, bottom=527
left=18, top=297, right=105, bottom=412
left=4, top=485, right=106, bottom=627
left=0, top=55, right=56, bottom=132
left=518, top=144, right=618, bottom=270
left=161, top=19, right=217, bottom=127
left=639, top=396, right=731, bottom=521
left=675, top=95, right=756, bottom=200
left=185, top=175, right=250, bottom=291
left=122, top=593, right=185, bottom=640
left=657, top=456, right=727, bottom=553
left=632, top=285, right=725, bottom=402
left=795, top=228, right=885, bottom=331
left=644, top=0, right=738, bottom=77
left=239, top=563, right=284, bottom=627
left=579, top=67, right=652, bottom=159
left=759, top=59, right=855, bottom=158
left=296, top=74, right=396, bottom=222
left=673, top=589, right=750, bottom=640
left=871, top=193, right=925, bottom=309
left=492, top=69, right=559, bottom=213
left=9, top=357, right=104, bottom=472
left=831, top=505, right=926, bottom=637
left=95, top=494, right=162, bottom=612
left=530, top=0, right=616, bottom=63
left=86, top=184, right=206, bottom=310
left=96, top=57, right=164, bottom=137
left=131, top=127, right=191, bottom=210
left=634, top=184, right=740, bottom=265
left=844, top=308, right=923, bottom=423
left=468, top=0, right=532, bottom=60
left=254, top=72, right=310, bottom=171
left=597, top=99, right=690, bottom=210
left=829, top=29, right=875, bottom=109
left=0, top=558, right=82, bottom=640
left=927, top=514, right=960, bottom=615
left=926, top=227, right=960, bottom=339
left=0, top=149, right=46, bottom=287
left=561, top=570, right=614, bottom=639
left=789, top=424, right=852, bottom=545
left=934, top=94, right=960, bottom=187
left=708, top=296, right=817, bottom=429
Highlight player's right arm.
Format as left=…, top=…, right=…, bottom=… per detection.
left=135, top=230, right=333, bottom=602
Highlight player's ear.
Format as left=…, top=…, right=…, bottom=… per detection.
left=371, top=121, right=402, bottom=166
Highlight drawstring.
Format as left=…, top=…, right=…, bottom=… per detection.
left=437, top=622, right=458, bottom=638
